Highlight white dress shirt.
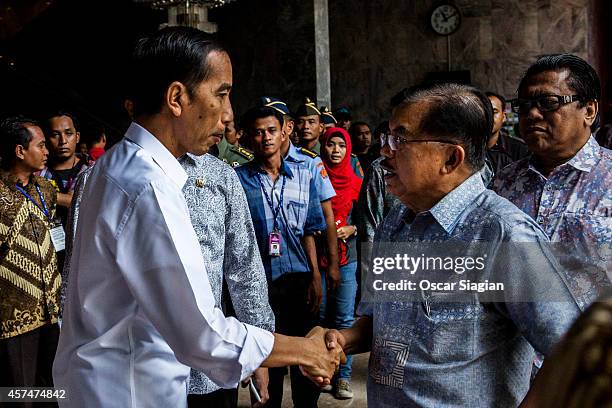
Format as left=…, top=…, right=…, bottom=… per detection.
left=53, top=123, right=274, bottom=408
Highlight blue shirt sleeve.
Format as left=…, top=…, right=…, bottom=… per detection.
left=303, top=174, right=327, bottom=235
left=310, top=156, right=336, bottom=202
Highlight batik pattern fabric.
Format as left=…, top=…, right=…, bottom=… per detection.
left=180, top=154, right=275, bottom=395
left=493, top=136, right=612, bottom=308
left=0, top=171, right=60, bottom=339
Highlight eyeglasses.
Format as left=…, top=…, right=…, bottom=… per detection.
left=380, top=131, right=457, bottom=151
left=511, top=94, right=582, bottom=114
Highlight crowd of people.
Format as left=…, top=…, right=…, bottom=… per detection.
left=0, top=26, right=610, bottom=408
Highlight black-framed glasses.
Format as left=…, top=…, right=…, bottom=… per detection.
left=380, top=132, right=457, bottom=151
left=511, top=94, right=582, bottom=114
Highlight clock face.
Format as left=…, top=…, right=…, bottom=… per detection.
left=430, top=4, right=461, bottom=36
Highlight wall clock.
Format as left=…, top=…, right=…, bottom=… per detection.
left=430, top=4, right=461, bottom=36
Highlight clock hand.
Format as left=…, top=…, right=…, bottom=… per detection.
left=440, top=11, right=449, bottom=22
left=446, top=12, right=458, bottom=20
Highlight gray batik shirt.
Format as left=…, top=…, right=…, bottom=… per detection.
left=180, top=154, right=275, bottom=394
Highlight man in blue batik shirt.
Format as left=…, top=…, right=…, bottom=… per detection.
left=317, top=83, right=581, bottom=408
left=236, top=106, right=327, bottom=408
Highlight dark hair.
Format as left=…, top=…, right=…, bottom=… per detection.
left=130, top=27, right=226, bottom=117
left=518, top=54, right=600, bottom=107
left=393, top=82, right=492, bottom=170
left=47, top=109, right=80, bottom=132
left=348, top=121, right=370, bottom=138
left=0, top=115, right=41, bottom=170
left=88, top=123, right=106, bottom=144
left=241, top=106, right=284, bottom=133
left=485, top=92, right=506, bottom=110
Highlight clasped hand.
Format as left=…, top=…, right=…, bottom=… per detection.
left=298, top=326, right=347, bottom=386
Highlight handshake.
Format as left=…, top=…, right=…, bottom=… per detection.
left=297, top=326, right=347, bottom=386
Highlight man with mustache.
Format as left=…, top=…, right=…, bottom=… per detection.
left=0, top=116, right=61, bottom=394
left=493, top=54, right=611, bottom=308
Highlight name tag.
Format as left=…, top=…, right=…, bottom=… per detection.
left=268, top=231, right=282, bottom=257
left=50, top=223, right=66, bottom=252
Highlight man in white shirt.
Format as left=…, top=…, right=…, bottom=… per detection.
left=53, top=27, right=341, bottom=408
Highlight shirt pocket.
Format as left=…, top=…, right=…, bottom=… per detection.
left=286, top=201, right=307, bottom=231
left=419, top=292, right=484, bottom=363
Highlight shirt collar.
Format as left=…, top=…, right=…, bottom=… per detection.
left=245, top=159, right=294, bottom=179
left=285, top=142, right=305, bottom=163
left=527, top=135, right=600, bottom=175
left=427, top=172, right=485, bottom=234
left=125, top=122, right=188, bottom=189
left=565, top=135, right=600, bottom=172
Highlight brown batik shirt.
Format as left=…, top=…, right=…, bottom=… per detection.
left=0, top=170, right=61, bottom=339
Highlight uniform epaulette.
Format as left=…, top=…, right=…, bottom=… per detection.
left=298, top=147, right=319, bottom=158
left=233, top=146, right=254, bottom=160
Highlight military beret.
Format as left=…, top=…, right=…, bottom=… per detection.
left=257, top=96, right=291, bottom=116
left=319, top=106, right=337, bottom=125
left=295, top=97, right=321, bottom=117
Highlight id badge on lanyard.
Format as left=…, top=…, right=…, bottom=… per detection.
left=259, top=173, right=286, bottom=257
left=268, top=230, right=282, bottom=257
left=49, top=218, right=66, bottom=252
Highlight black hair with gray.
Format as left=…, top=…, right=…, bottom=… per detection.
left=241, top=106, right=285, bottom=134
left=0, top=115, right=41, bottom=170
left=518, top=53, right=600, bottom=130
left=392, top=82, right=492, bottom=170
left=130, top=26, right=226, bottom=117
left=518, top=54, right=600, bottom=107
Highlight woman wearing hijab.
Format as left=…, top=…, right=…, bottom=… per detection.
left=319, top=127, right=362, bottom=399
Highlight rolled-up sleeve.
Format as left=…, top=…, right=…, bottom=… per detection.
left=115, top=179, right=274, bottom=387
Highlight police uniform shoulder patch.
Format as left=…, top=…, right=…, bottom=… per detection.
left=298, top=147, right=319, bottom=158
left=233, top=146, right=254, bottom=160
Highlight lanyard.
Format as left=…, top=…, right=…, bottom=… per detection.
left=15, top=183, right=51, bottom=220
left=257, top=173, right=286, bottom=232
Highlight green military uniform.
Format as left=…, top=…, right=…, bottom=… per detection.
left=309, top=141, right=321, bottom=155
left=217, top=137, right=254, bottom=168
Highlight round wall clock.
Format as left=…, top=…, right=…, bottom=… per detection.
left=430, top=4, right=461, bottom=36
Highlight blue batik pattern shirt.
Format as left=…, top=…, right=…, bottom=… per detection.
left=285, top=142, right=336, bottom=202
left=493, top=136, right=612, bottom=308
left=359, top=172, right=580, bottom=408
left=236, top=160, right=326, bottom=281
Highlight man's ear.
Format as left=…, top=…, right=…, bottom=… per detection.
left=76, top=131, right=81, bottom=144
left=442, top=145, right=465, bottom=174
left=584, top=100, right=598, bottom=127
left=166, top=81, right=189, bottom=117
left=15, top=144, right=25, bottom=160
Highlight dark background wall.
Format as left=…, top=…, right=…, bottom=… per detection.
left=328, top=0, right=597, bottom=125
left=0, top=0, right=609, bottom=138
left=211, top=0, right=316, bottom=118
